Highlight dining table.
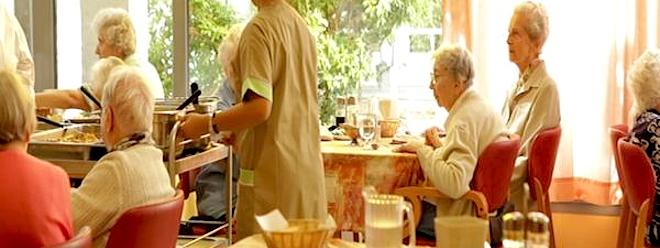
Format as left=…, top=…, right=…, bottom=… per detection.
left=321, top=139, right=425, bottom=233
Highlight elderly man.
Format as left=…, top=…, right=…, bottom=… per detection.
left=396, top=44, right=507, bottom=234
left=627, top=49, right=660, bottom=246
left=179, top=0, right=327, bottom=239
left=503, top=1, right=560, bottom=212
left=92, top=8, right=164, bottom=98
left=71, top=66, right=174, bottom=247
left=0, top=70, right=73, bottom=247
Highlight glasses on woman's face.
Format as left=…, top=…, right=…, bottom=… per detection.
left=429, top=72, right=442, bottom=87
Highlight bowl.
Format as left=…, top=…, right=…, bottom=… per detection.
left=262, top=219, right=335, bottom=248
left=340, top=123, right=359, bottom=140
left=379, top=119, right=400, bottom=138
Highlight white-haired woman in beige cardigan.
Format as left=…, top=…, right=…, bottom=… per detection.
left=71, top=66, right=174, bottom=247
left=502, top=1, right=560, bottom=212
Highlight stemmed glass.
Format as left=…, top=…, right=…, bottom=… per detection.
left=357, top=113, right=377, bottom=148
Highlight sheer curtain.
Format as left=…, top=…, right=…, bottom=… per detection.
left=443, top=0, right=659, bottom=205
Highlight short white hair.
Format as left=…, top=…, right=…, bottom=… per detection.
left=514, top=1, right=549, bottom=47
left=102, top=66, right=154, bottom=133
left=89, top=56, right=124, bottom=98
left=629, top=49, right=660, bottom=119
left=433, top=44, right=475, bottom=88
left=216, top=24, right=244, bottom=70
left=92, top=8, right=136, bottom=56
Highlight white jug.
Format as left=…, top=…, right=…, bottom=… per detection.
left=363, top=186, right=415, bottom=248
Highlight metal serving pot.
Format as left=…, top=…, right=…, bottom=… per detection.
left=152, top=97, right=219, bottom=153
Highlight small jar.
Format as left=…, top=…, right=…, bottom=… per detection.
left=502, top=211, right=526, bottom=248
left=335, top=97, right=347, bottom=127
left=526, top=212, right=550, bottom=248
left=346, top=96, right=357, bottom=125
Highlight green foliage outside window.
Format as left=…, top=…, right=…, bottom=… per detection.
left=289, top=0, right=442, bottom=124
left=148, top=0, right=240, bottom=97
left=147, top=0, right=440, bottom=124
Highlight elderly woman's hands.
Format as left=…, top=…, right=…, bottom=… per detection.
left=424, top=126, right=444, bottom=149
left=178, top=112, right=210, bottom=139
left=394, top=139, right=426, bottom=153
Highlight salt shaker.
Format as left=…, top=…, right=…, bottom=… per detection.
left=526, top=211, right=550, bottom=248
left=502, top=211, right=526, bottom=248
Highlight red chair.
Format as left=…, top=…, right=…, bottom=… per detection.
left=106, top=190, right=184, bottom=248
left=46, top=226, right=92, bottom=248
left=618, top=139, right=656, bottom=248
left=396, top=134, right=521, bottom=240
left=527, top=127, right=561, bottom=248
left=610, top=124, right=631, bottom=248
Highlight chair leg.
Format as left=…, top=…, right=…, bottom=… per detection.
left=626, top=210, right=637, bottom=248
left=617, top=197, right=630, bottom=248
left=534, top=179, right=555, bottom=248
left=634, top=200, right=651, bottom=248
left=544, top=193, right=556, bottom=248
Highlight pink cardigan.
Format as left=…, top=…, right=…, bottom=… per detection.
left=0, top=148, right=73, bottom=247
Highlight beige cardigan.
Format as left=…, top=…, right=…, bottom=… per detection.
left=502, top=61, right=560, bottom=210
left=416, top=89, right=507, bottom=216
left=71, top=144, right=175, bottom=248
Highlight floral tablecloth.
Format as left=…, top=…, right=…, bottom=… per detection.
left=322, top=140, right=425, bottom=232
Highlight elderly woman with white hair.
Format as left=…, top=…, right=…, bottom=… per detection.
left=92, top=8, right=164, bottom=98
left=396, top=44, right=507, bottom=232
left=502, top=1, right=560, bottom=211
left=192, top=24, right=243, bottom=224
left=71, top=66, right=174, bottom=247
left=628, top=49, right=660, bottom=246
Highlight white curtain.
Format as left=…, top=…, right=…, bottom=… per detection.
left=445, top=0, right=659, bottom=204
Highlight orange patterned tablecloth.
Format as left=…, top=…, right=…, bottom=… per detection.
left=322, top=140, right=424, bottom=232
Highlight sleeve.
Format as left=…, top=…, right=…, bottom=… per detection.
left=237, top=22, right=273, bottom=102
left=71, top=158, right=122, bottom=238
left=11, top=14, right=34, bottom=88
left=416, top=122, right=478, bottom=199
left=519, top=83, right=560, bottom=156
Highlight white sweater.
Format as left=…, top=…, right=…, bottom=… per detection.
left=71, top=144, right=175, bottom=248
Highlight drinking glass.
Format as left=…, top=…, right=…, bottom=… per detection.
left=357, top=113, right=376, bottom=146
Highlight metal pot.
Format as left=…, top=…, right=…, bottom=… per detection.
left=152, top=96, right=220, bottom=153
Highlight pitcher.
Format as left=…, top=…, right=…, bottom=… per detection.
left=363, top=186, right=415, bottom=248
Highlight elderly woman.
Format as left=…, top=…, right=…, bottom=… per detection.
left=193, top=24, right=243, bottom=223
left=503, top=1, right=560, bottom=211
left=628, top=49, right=660, bottom=246
left=92, top=8, right=164, bottom=98
left=396, top=44, right=507, bottom=231
left=35, top=56, right=124, bottom=111
left=0, top=70, right=73, bottom=246
left=71, top=66, right=174, bottom=247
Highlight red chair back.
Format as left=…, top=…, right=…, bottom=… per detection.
left=106, top=190, right=184, bottom=248
left=47, top=226, right=92, bottom=248
left=618, top=140, right=656, bottom=216
left=471, top=135, right=521, bottom=213
left=609, top=124, right=628, bottom=185
left=527, top=127, right=562, bottom=200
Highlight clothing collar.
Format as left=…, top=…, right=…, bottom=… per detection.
left=445, top=88, right=476, bottom=128
left=110, top=131, right=154, bottom=152
left=517, top=60, right=546, bottom=89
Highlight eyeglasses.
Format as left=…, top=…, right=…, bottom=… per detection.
left=430, top=72, right=441, bottom=85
